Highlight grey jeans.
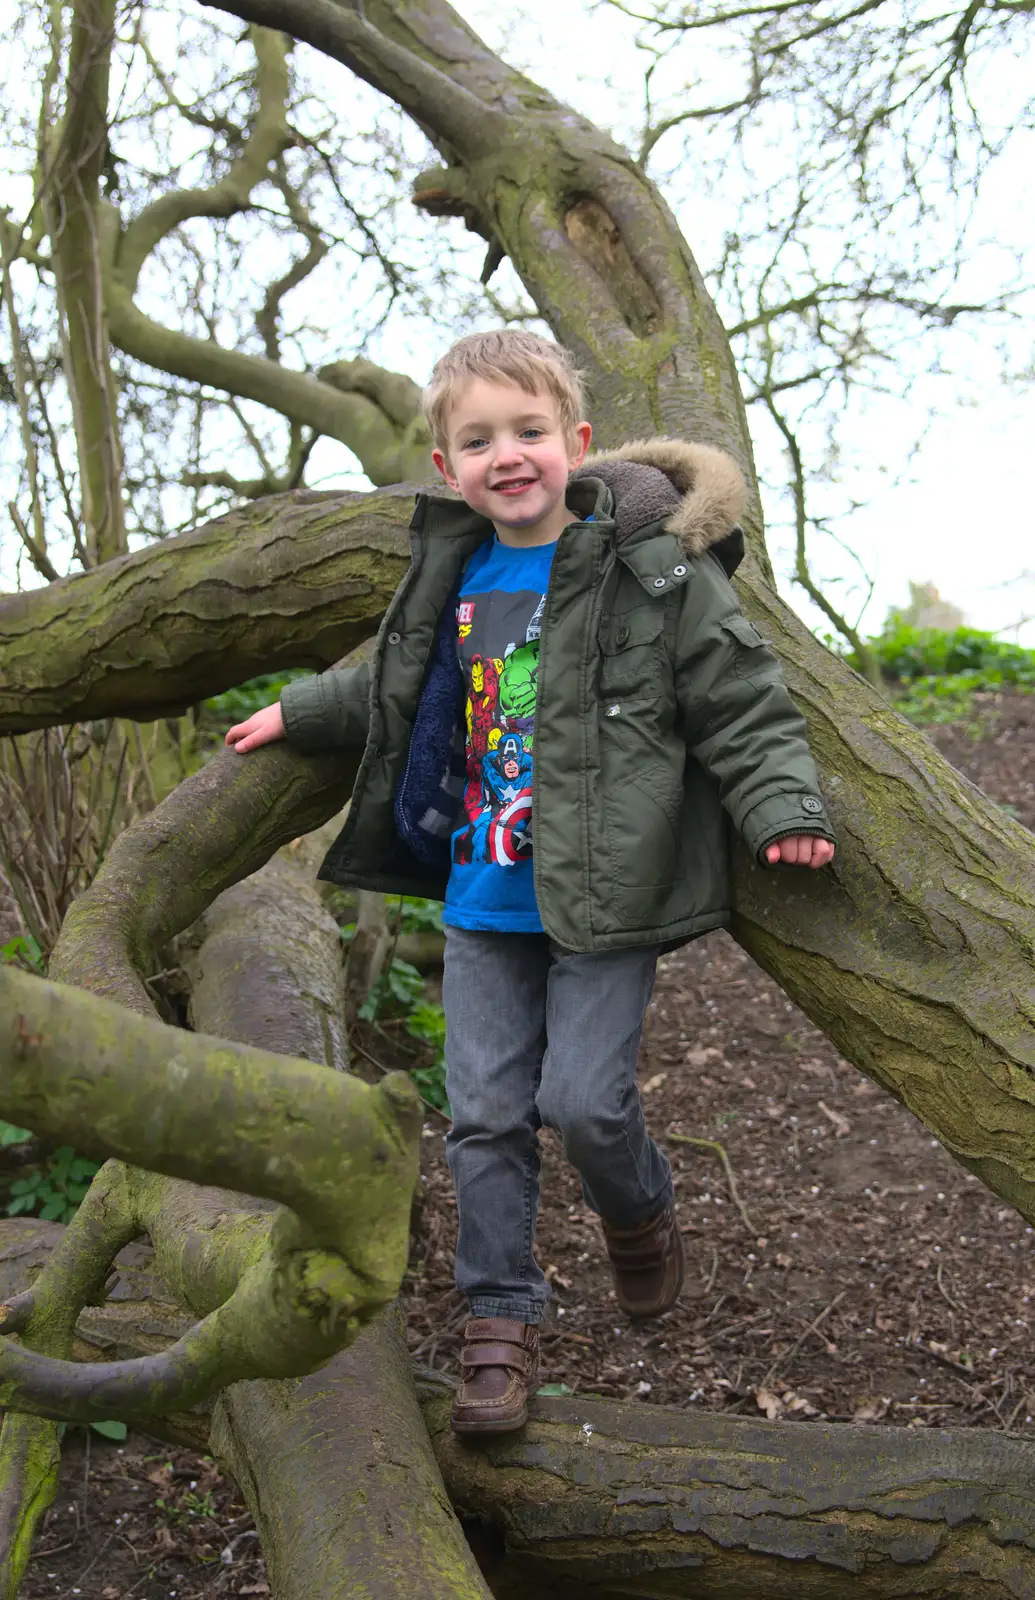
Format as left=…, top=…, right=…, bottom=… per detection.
left=442, top=926, right=672, bottom=1323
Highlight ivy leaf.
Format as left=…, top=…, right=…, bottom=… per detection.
left=90, top=1420, right=128, bottom=1441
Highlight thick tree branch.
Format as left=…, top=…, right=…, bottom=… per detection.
left=0, top=961, right=419, bottom=1262
left=5, top=1217, right=1035, bottom=1599
left=0, top=487, right=415, bottom=731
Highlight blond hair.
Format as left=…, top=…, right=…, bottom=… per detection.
left=423, top=329, right=586, bottom=452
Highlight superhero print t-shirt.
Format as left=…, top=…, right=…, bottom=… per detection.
left=442, top=535, right=555, bottom=933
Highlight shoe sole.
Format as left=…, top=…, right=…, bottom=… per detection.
left=450, top=1405, right=528, bottom=1436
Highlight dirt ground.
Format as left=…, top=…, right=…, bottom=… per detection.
left=17, top=689, right=1035, bottom=1598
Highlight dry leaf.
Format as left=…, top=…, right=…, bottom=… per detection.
left=817, top=1100, right=851, bottom=1138
left=641, top=1072, right=667, bottom=1094
left=782, top=1389, right=819, bottom=1417
left=685, top=1046, right=723, bottom=1068
left=775, top=1252, right=793, bottom=1269
left=852, top=1395, right=890, bottom=1423
left=102, top=1589, right=121, bottom=1599
left=241, top=1587, right=271, bottom=1597
left=754, top=1386, right=784, bottom=1421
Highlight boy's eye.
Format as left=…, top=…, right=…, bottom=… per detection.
left=461, top=436, right=488, bottom=451
left=521, top=427, right=544, bottom=440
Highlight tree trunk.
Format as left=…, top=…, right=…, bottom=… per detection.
left=4, top=1223, right=1034, bottom=1598
left=185, top=823, right=491, bottom=1599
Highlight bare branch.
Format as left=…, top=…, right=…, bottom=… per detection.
left=6, top=505, right=60, bottom=585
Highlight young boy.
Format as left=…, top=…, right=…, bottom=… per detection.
left=226, top=330, right=836, bottom=1435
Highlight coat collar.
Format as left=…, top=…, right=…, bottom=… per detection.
left=572, top=438, right=746, bottom=557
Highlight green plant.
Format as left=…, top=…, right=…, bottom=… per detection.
left=89, top=1420, right=127, bottom=1441
left=840, top=623, right=1035, bottom=726
left=0, top=1120, right=33, bottom=1148
left=863, top=623, right=1035, bottom=685
left=358, top=956, right=425, bottom=1019
left=395, top=897, right=444, bottom=934
left=202, top=670, right=312, bottom=728
left=404, top=1002, right=448, bottom=1112
left=342, top=899, right=449, bottom=1113
left=0, top=934, right=44, bottom=972
left=5, top=1145, right=100, bottom=1222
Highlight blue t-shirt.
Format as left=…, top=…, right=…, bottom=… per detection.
left=443, top=536, right=555, bottom=932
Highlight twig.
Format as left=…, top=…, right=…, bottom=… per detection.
left=72, top=1522, right=121, bottom=1589
left=760, top=1288, right=847, bottom=1389
left=8, top=501, right=60, bottom=583
left=352, top=1033, right=450, bottom=1122
left=702, top=1246, right=719, bottom=1293
left=935, top=1258, right=963, bottom=1311
left=666, top=1130, right=759, bottom=1234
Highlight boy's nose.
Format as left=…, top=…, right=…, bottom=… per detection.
left=491, top=439, right=524, bottom=467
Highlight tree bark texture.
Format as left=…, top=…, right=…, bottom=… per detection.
left=4, top=1223, right=1035, bottom=1598
left=49, top=0, right=126, bottom=563
left=185, top=822, right=492, bottom=1600
left=0, top=741, right=484, bottom=1595
left=0, top=489, right=412, bottom=732
left=0, top=751, right=413, bottom=1592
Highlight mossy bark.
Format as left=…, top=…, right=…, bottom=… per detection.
left=5, top=1228, right=1035, bottom=1599
left=0, top=490, right=413, bottom=733
left=424, top=1390, right=1035, bottom=1598
left=184, top=818, right=490, bottom=1599
left=0, top=748, right=486, bottom=1595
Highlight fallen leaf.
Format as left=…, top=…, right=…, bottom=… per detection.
left=852, top=1395, right=890, bottom=1423
left=782, top=1389, right=819, bottom=1417
left=775, top=1252, right=793, bottom=1269
left=685, top=1046, right=723, bottom=1068
left=817, top=1100, right=851, bottom=1138
left=240, top=1587, right=271, bottom=1597
left=641, top=1072, right=667, bottom=1094
left=754, top=1386, right=784, bottom=1421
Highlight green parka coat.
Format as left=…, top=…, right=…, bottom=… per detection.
left=280, top=438, right=835, bottom=953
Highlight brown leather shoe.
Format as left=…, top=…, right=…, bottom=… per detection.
left=602, top=1202, right=684, bottom=1319
left=451, top=1317, right=540, bottom=1435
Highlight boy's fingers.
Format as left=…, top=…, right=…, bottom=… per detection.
left=766, top=835, right=835, bottom=867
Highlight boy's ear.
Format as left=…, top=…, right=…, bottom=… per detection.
left=569, top=421, right=593, bottom=470
left=432, top=447, right=459, bottom=490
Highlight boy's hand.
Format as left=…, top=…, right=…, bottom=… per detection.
left=225, top=702, right=285, bottom=754
left=765, top=835, right=835, bottom=868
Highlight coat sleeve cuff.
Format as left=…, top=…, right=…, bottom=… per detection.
left=280, top=676, right=328, bottom=751
left=738, top=791, right=837, bottom=867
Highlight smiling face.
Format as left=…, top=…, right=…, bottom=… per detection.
left=432, top=378, right=592, bottom=547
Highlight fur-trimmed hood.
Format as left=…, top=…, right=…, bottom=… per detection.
left=570, top=438, right=747, bottom=556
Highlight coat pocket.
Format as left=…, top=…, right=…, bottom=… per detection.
left=719, top=613, right=773, bottom=688
left=597, top=608, right=665, bottom=698
left=598, top=697, right=682, bottom=890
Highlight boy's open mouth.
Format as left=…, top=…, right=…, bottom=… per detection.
left=492, top=477, right=537, bottom=494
